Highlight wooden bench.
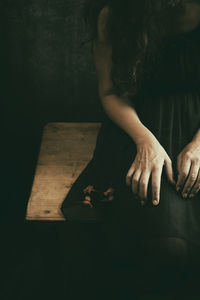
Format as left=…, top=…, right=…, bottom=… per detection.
left=25, top=122, right=101, bottom=221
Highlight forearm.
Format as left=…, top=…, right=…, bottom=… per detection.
left=101, top=94, right=158, bottom=145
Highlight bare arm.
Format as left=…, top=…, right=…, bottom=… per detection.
left=94, top=7, right=175, bottom=205
left=93, top=8, right=154, bottom=145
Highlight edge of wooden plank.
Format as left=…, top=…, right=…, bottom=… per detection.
left=25, top=122, right=102, bottom=221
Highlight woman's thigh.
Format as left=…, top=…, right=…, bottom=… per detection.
left=101, top=193, right=190, bottom=295
left=106, top=234, right=189, bottom=296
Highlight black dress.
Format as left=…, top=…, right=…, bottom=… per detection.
left=61, top=24, right=200, bottom=277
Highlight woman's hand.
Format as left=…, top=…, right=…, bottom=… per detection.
left=126, top=136, right=176, bottom=206
left=176, top=140, right=200, bottom=198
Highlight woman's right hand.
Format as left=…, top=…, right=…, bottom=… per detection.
left=126, top=136, right=176, bottom=206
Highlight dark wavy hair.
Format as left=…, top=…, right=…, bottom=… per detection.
left=83, top=0, right=183, bottom=97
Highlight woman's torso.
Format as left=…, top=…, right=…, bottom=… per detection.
left=132, top=22, right=200, bottom=162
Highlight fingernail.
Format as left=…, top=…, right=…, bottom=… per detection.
left=153, top=200, right=158, bottom=206
left=176, top=186, right=180, bottom=191
left=189, top=194, right=194, bottom=198
left=182, top=193, right=187, bottom=198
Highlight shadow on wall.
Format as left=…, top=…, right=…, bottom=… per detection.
left=1, top=0, right=103, bottom=132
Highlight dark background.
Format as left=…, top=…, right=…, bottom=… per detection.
left=1, top=1, right=110, bottom=299
left=1, top=0, right=103, bottom=222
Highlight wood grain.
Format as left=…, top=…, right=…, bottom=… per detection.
left=26, top=122, right=101, bottom=221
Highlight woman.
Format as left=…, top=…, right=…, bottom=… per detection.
left=61, top=0, right=200, bottom=297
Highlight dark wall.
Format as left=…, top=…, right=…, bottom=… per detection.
left=1, top=0, right=103, bottom=126
left=0, top=0, right=104, bottom=222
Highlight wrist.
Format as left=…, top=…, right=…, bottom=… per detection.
left=132, top=124, right=157, bottom=146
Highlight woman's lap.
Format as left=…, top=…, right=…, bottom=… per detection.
left=62, top=219, right=200, bottom=297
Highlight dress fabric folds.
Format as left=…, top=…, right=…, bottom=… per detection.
left=61, top=25, right=200, bottom=264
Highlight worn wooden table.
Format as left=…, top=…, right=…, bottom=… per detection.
left=25, top=122, right=101, bottom=221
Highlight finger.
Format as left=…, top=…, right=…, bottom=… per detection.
left=126, top=164, right=136, bottom=186
left=189, top=168, right=200, bottom=197
left=151, top=166, right=163, bottom=206
left=164, top=158, right=176, bottom=185
left=176, top=157, right=191, bottom=191
left=131, top=169, right=142, bottom=196
left=138, top=170, right=151, bottom=203
left=176, top=154, right=182, bottom=190
left=176, top=154, right=182, bottom=175
left=182, top=162, right=200, bottom=197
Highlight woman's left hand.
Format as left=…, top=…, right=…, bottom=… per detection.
left=176, top=140, right=200, bottom=198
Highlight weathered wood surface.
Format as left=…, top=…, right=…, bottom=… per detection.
left=26, top=122, right=101, bottom=221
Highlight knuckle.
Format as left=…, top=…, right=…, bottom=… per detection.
left=191, top=156, right=197, bottom=162
left=185, top=152, right=191, bottom=159
left=180, top=171, right=187, bottom=178
left=194, top=157, right=200, bottom=163
left=140, top=179, right=146, bottom=186
left=190, top=173, right=197, bottom=181
left=142, top=166, right=149, bottom=172
left=153, top=166, right=161, bottom=173
left=132, top=177, right=139, bottom=184
left=126, top=174, right=132, bottom=180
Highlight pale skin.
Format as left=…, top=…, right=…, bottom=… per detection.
left=92, top=4, right=200, bottom=206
